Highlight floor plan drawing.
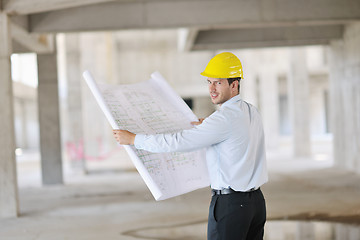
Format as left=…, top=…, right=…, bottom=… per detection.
left=83, top=71, right=209, bottom=200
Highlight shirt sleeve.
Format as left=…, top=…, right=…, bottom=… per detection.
left=134, top=110, right=231, bottom=153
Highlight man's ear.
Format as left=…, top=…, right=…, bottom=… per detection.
left=231, top=81, right=238, bottom=90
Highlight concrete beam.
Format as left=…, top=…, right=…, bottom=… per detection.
left=8, top=16, right=54, bottom=53
left=191, top=25, right=344, bottom=50
left=11, top=39, right=28, bottom=53
left=11, top=22, right=54, bottom=53
left=28, top=0, right=360, bottom=33
left=3, top=0, right=115, bottom=15
left=0, top=12, right=19, bottom=218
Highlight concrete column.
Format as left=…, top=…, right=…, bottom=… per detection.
left=259, top=67, right=279, bottom=150
left=241, top=72, right=259, bottom=107
left=37, top=43, right=63, bottom=185
left=0, top=13, right=19, bottom=218
left=79, top=33, right=119, bottom=165
left=328, top=40, right=346, bottom=169
left=14, top=99, right=28, bottom=149
left=288, top=47, right=311, bottom=157
left=329, top=23, right=360, bottom=173
left=63, top=34, right=85, bottom=170
left=237, top=50, right=259, bottom=107
left=79, top=33, right=108, bottom=161
left=19, top=99, right=28, bottom=149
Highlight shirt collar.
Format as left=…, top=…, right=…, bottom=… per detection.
left=220, top=94, right=241, bottom=109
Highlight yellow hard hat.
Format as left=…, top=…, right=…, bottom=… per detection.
left=201, top=52, right=243, bottom=79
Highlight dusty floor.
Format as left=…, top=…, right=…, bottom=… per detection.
left=1, top=139, right=360, bottom=239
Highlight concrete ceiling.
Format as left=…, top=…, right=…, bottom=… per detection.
left=3, top=0, right=360, bottom=52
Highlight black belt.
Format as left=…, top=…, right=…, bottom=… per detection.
left=211, top=187, right=258, bottom=196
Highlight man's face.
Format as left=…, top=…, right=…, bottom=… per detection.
left=207, top=78, right=237, bottom=105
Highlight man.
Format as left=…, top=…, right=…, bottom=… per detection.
left=113, top=52, right=268, bottom=240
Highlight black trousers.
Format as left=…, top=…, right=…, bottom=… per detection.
left=207, top=188, right=266, bottom=240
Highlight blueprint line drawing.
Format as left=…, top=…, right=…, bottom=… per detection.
left=83, top=71, right=209, bottom=200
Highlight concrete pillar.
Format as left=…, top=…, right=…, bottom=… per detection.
left=288, top=47, right=311, bottom=157
left=241, top=72, right=259, bottom=107
left=63, top=34, right=85, bottom=170
left=309, top=77, right=329, bottom=135
left=329, top=23, right=360, bottom=173
left=37, top=43, right=63, bottom=185
left=19, top=99, right=28, bottom=149
left=79, top=33, right=110, bottom=162
left=328, top=40, right=347, bottom=168
left=237, top=49, right=259, bottom=107
left=259, top=67, right=279, bottom=149
left=14, top=99, right=28, bottom=149
left=0, top=12, right=19, bottom=218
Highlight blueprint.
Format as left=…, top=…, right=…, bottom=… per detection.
left=83, top=71, right=209, bottom=200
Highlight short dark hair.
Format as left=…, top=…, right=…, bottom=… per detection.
left=227, top=77, right=241, bottom=93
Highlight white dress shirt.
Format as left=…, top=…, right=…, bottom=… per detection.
left=134, top=94, right=268, bottom=191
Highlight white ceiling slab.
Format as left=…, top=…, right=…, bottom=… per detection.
left=3, top=0, right=212, bottom=15
left=3, top=0, right=359, bottom=51
left=3, top=0, right=115, bottom=15
left=30, top=2, right=144, bottom=33
left=28, top=0, right=360, bottom=33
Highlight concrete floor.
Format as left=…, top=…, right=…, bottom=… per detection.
left=1, top=139, right=360, bottom=239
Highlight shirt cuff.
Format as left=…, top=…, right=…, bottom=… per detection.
left=134, top=134, right=146, bottom=149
